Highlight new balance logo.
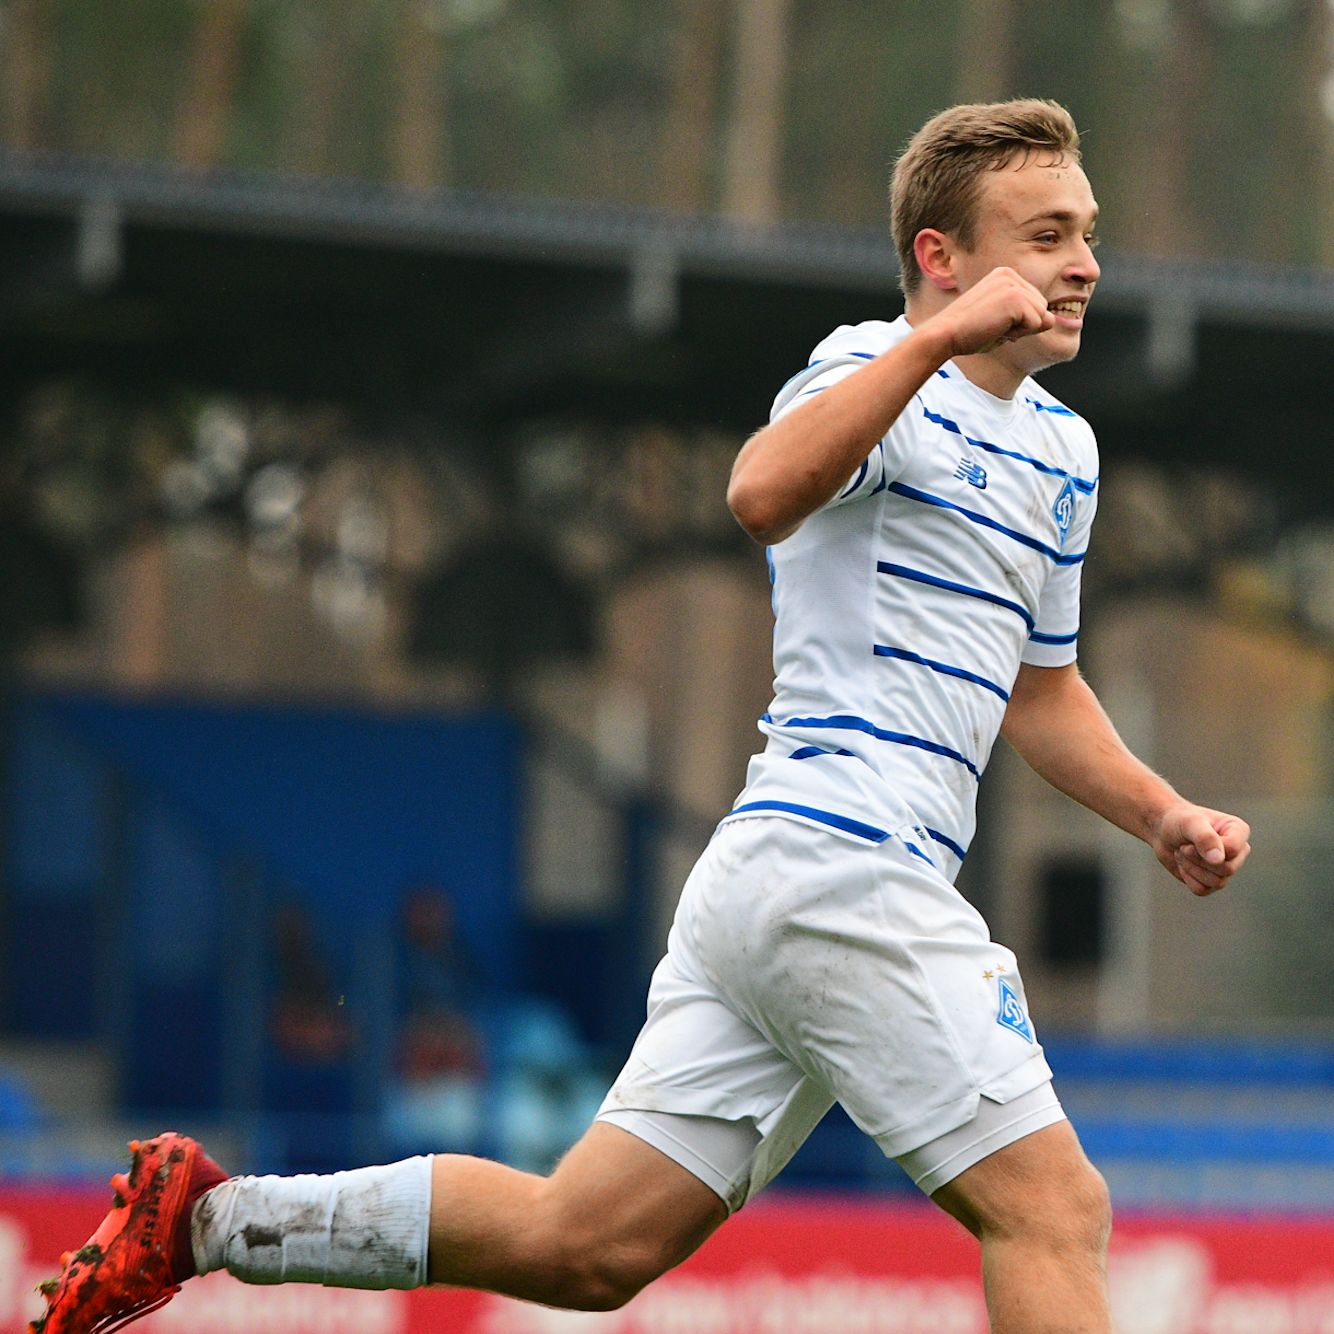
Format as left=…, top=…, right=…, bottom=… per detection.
left=954, top=458, right=988, bottom=489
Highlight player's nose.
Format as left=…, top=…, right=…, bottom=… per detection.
left=1068, top=240, right=1100, bottom=287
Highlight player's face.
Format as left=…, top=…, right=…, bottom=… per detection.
left=954, top=153, right=1100, bottom=374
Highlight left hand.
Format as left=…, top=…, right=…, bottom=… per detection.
left=1151, top=803, right=1251, bottom=897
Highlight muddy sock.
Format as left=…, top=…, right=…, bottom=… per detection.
left=171, top=1149, right=230, bottom=1282
left=190, top=1156, right=433, bottom=1290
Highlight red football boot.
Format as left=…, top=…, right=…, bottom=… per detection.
left=30, top=1132, right=229, bottom=1333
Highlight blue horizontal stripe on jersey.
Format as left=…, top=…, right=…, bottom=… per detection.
left=919, top=403, right=1097, bottom=493
left=789, top=745, right=857, bottom=760
left=925, top=827, right=968, bottom=862
left=876, top=561, right=1036, bottom=632
left=902, top=840, right=936, bottom=866
left=1029, top=628, right=1079, bottom=646
left=887, top=483, right=1087, bottom=565
left=873, top=644, right=1011, bottom=701
left=1025, top=396, right=1078, bottom=417
left=762, top=712, right=981, bottom=780
left=728, top=800, right=890, bottom=843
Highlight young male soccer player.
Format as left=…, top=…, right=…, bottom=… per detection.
left=34, top=99, right=1250, bottom=1334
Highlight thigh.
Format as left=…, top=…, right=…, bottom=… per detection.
left=929, top=1118, right=1103, bottom=1239
left=429, top=1123, right=727, bottom=1303
left=547, top=1122, right=729, bottom=1258
left=601, top=1075, right=834, bottom=1212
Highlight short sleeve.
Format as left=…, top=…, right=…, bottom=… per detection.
left=1022, top=477, right=1098, bottom=668
left=769, top=353, right=920, bottom=512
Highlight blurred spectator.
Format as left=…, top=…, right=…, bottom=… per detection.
left=385, top=884, right=610, bottom=1169
left=397, top=882, right=483, bottom=1022
left=386, top=884, right=487, bottom=1153
left=268, top=902, right=351, bottom=1065
left=265, top=903, right=357, bottom=1172
left=493, top=999, right=607, bottom=1175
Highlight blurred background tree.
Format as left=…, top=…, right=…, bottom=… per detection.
left=0, top=0, right=1330, bottom=263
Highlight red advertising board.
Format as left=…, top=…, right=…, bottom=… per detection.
left=3, top=1187, right=1332, bottom=1333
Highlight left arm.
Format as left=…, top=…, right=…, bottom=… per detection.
left=1001, top=662, right=1251, bottom=897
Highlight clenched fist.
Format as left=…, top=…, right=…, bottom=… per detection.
left=924, top=267, right=1057, bottom=358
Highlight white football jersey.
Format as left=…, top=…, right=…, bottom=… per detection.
left=723, top=315, right=1100, bottom=880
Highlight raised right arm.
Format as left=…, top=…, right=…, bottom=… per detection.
left=725, top=267, right=1055, bottom=545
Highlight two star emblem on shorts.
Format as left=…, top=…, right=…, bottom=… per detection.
left=982, top=966, right=1008, bottom=980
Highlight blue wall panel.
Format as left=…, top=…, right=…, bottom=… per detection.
left=6, top=690, right=523, bottom=1122
left=4, top=702, right=106, bottom=1036
left=8, top=705, right=105, bottom=897
left=35, top=694, right=521, bottom=984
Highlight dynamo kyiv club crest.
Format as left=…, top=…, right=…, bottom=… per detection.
left=1052, top=478, right=1077, bottom=545
left=996, top=976, right=1034, bottom=1043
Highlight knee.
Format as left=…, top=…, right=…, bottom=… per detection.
left=998, top=1160, right=1112, bottom=1257
left=1065, top=1162, right=1113, bottom=1252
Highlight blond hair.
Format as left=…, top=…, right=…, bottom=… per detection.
left=890, top=99, right=1081, bottom=295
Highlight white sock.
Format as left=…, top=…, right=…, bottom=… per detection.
left=191, top=1156, right=433, bottom=1290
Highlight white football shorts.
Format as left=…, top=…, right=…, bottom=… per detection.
left=596, top=815, right=1063, bottom=1212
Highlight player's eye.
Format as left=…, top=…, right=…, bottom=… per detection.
left=1033, top=232, right=1058, bottom=245
left=1084, top=233, right=1100, bottom=249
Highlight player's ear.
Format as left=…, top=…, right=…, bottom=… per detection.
left=914, top=229, right=959, bottom=293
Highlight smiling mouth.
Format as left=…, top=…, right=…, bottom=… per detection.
left=1048, top=300, right=1085, bottom=317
